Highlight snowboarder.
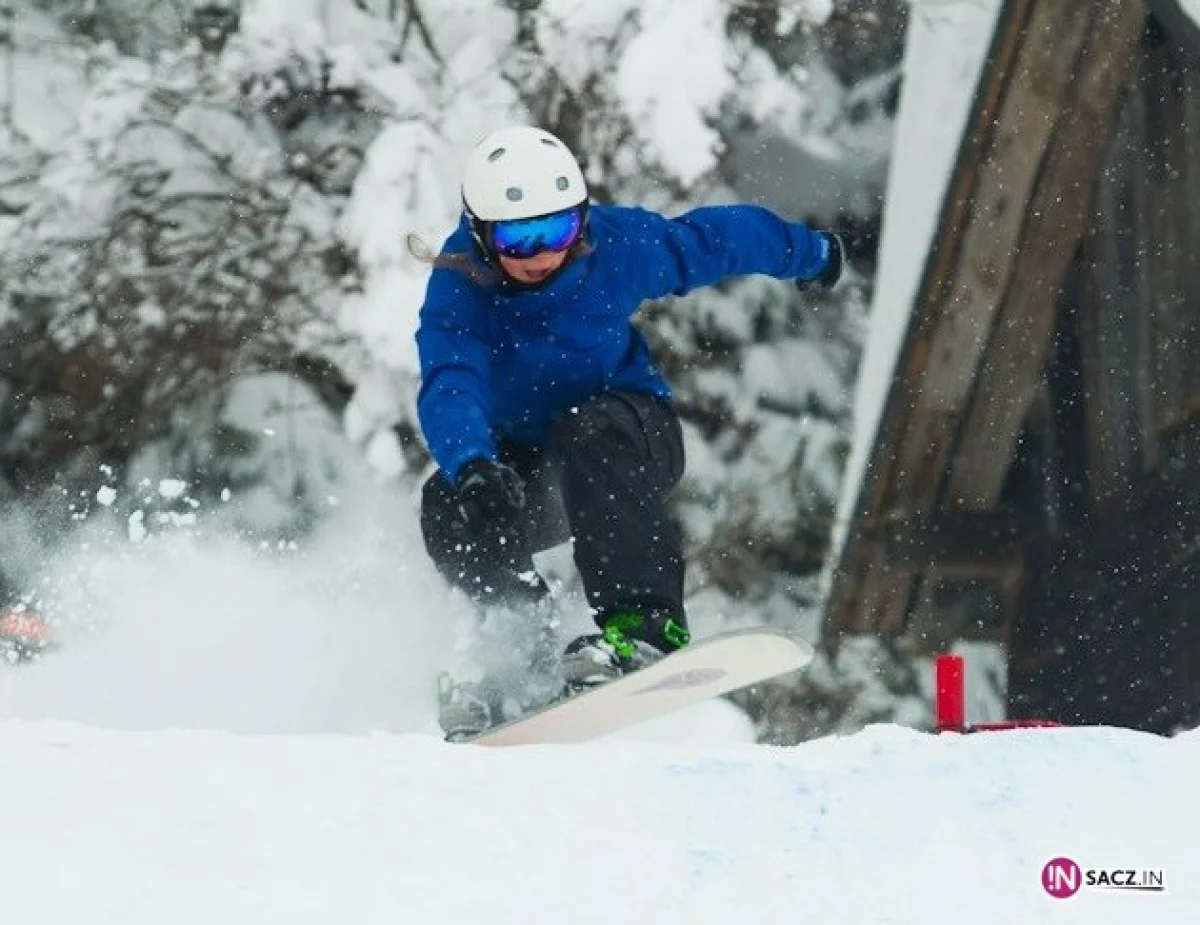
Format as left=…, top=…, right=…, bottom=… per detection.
left=414, top=125, right=844, bottom=738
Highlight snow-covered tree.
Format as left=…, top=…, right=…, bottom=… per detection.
left=0, top=40, right=348, bottom=503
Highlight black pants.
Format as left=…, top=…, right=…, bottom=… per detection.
left=420, top=391, right=686, bottom=627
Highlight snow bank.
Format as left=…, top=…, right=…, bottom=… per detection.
left=0, top=720, right=1195, bottom=923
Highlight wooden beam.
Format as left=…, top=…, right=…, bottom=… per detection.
left=885, top=1, right=1096, bottom=510
left=826, top=0, right=1035, bottom=637
left=828, top=1, right=1146, bottom=639
left=946, top=0, right=1147, bottom=509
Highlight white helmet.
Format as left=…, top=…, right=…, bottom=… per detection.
left=462, top=126, right=587, bottom=223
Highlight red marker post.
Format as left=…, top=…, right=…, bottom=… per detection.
left=935, top=653, right=966, bottom=732
left=934, top=651, right=1062, bottom=733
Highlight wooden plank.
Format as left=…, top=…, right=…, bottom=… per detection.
left=946, top=0, right=1146, bottom=509
left=826, top=0, right=1037, bottom=636
left=868, top=0, right=1093, bottom=615
left=827, top=1, right=1124, bottom=638
left=885, top=1, right=1096, bottom=511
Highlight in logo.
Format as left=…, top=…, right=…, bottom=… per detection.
left=1042, top=857, right=1082, bottom=899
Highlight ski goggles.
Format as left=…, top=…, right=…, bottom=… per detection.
left=489, top=206, right=585, bottom=259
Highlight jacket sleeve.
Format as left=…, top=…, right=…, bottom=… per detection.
left=414, top=265, right=497, bottom=483
left=621, top=204, right=834, bottom=300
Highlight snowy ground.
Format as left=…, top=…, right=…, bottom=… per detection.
left=0, top=719, right=1195, bottom=924
left=0, top=491, right=1194, bottom=924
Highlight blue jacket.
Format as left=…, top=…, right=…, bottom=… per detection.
left=415, top=203, right=834, bottom=482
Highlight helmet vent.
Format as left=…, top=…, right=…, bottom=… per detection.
left=505, top=187, right=524, bottom=201
left=555, top=176, right=569, bottom=190
left=540, top=138, right=558, bottom=147
left=487, top=147, right=507, bottom=162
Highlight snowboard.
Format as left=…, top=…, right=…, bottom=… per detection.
left=461, top=627, right=814, bottom=746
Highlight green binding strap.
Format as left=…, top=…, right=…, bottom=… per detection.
left=663, top=618, right=690, bottom=649
left=602, top=611, right=691, bottom=656
left=602, top=612, right=640, bottom=659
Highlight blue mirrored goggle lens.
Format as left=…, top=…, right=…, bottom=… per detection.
left=490, top=208, right=584, bottom=259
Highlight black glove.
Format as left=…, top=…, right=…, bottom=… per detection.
left=796, top=231, right=845, bottom=292
left=454, top=458, right=526, bottom=531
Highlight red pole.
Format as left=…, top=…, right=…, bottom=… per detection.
left=935, top=653, right=966, bottom=732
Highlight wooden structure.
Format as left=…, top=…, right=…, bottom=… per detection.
left=825, top=0, right=1200, bottom=733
